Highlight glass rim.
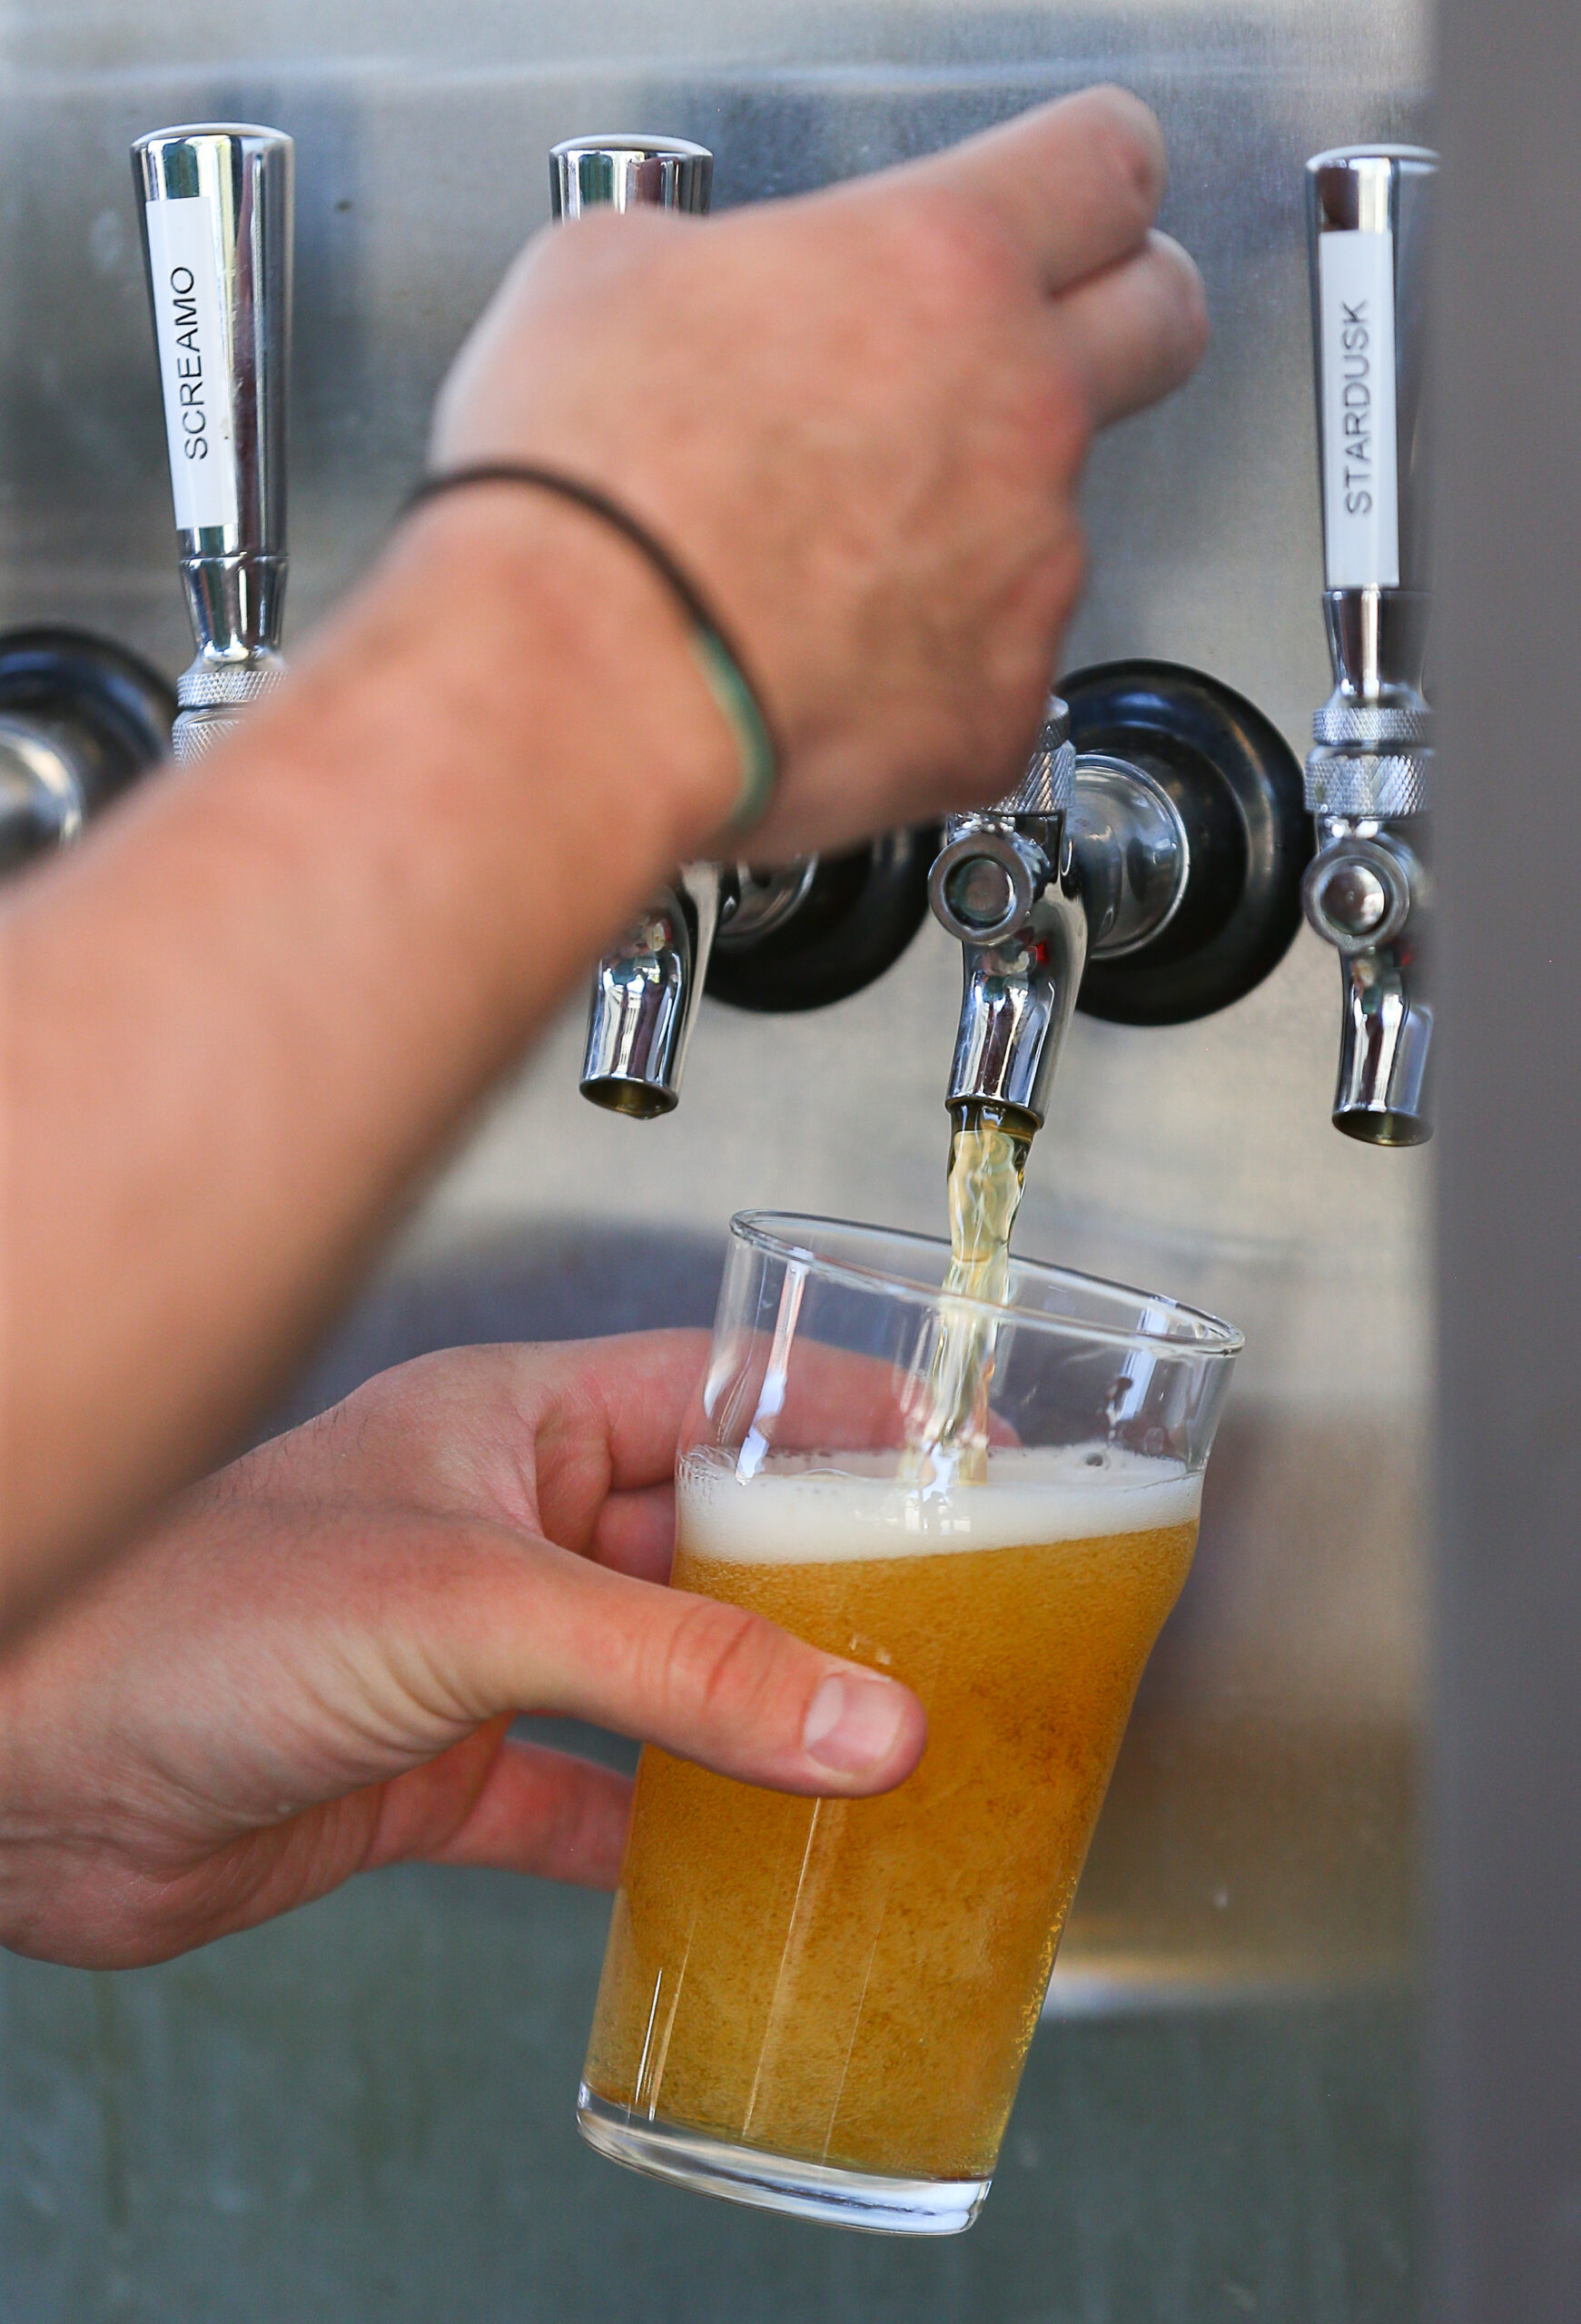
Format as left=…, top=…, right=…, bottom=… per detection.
left=730, top=1211, right=1244, bottom=1360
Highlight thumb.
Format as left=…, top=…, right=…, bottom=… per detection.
left=428, top=1530, right=927, bottom=1797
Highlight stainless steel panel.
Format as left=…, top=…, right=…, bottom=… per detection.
left=1, top=0, right=1432, bottom=2312
left=1432, top=4, right=1581, bottom=2319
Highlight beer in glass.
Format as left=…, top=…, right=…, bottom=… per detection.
left=578, top=1213, right=1240, bottom=2231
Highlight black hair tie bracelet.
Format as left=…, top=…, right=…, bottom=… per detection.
left=403, top=462, right=779, bottom=832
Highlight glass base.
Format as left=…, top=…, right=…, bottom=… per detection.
left=576, top=2086, right=989, bottom=2235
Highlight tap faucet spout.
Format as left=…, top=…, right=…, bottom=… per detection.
left=1303, top=818, right=1432, bottom=1143
left=579, top=863, right=726, bottom=1118
left=1333, top=940, right=1433, bottom=1146
left=932, top=667, right=1315, bottom=1136
left=942, top=894, right=1087, bottom=1137
left=929, top=700, right=1086, bottom=1130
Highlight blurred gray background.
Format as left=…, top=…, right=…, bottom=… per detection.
left=2, top=0, right=1428, bottom=2316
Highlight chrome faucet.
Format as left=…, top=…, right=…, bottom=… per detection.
left=1299, top=144, right=1436, bottom=1146
left=557, top=135, right=725, bottom=1119
left=926, top=701, right=1089, bottom=1131
left=929, top=667, right=1309, bottom=1134
left=133, top=124, right=294, bottom=763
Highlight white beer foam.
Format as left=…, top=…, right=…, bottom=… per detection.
left=677, top=1443, right=1201, bottom=1564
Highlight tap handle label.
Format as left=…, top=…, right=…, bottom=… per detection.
left=143, top=194, right=240, bottom=537
left=1318, top=230, right=1399, bottom=590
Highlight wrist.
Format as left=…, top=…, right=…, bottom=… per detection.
left=377, top=485, right=746, bottom=867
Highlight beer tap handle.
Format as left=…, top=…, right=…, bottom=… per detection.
left=1302, top=144, right=1438, bottom=1147
left=550, top=134, right=712, bottom=219
left=133, top=124, right=293, bottom=761
left=561, top=135, right=718, bottom=1120
left=1304, top=145, right=1437, bottom=799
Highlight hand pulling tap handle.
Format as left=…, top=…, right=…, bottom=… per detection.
left=560, top=135, right=718, bottom=1120
left=1301, top=144, right=1438, bottom=1146
left=133, top=125, right=293, bottom=763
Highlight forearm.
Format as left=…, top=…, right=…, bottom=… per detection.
left=2, top=492, right=736, bottom=1621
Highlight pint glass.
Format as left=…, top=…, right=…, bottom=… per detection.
left=578, top=1214, right=1240, bottom=2232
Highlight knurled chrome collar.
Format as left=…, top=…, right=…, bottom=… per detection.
left=176, top=659, right=289, bottom=709
left=171, top=710, right=247, bottom=763
left=1305, top=746, right=1432, bottom=818
left=993, top=697, right=1075, bottom=816
left=1311, top=701, right=1432, bottom=748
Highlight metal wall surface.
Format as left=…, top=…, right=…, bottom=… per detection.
left=1, top=2, right=1431, bottom=2318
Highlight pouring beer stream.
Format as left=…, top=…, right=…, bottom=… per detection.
left=906, top=1102, right=1034, bottom=1485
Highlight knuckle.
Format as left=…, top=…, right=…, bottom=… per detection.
left=655, top=1597, right=788, bottom=1738
left=1078, top=86, right=1167, bottom=220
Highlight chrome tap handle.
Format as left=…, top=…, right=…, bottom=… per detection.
left=1305, top=144, right=1437, bottom=812
left=550, top=135, right=712, bottom=220
left=133, top=124, right=293, bottom=761
left=564, top=133, right=720, bottom=1118
left=1308, top=145, right=1434, bottom=599
left=1303, top=145, right=1438, bottom=1146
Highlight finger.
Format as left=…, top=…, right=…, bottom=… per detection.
left=716, top=1334, right=911, bottom=1455
left=589, top=1400, right=1018, bottom=1582
left=257, top=1330, right=709, bottom=1551
left=404, top=1737, right=632, bottom=1889
left=909, top=86, right=1167, bottom=294
left=533, top=1329, right=710, bottom=1495
left=522, top=1330, right=709, bottom=1553
left=1052, top=230, right=1208, bottom=426
left=436, top=1533, right=927, bottom=1798
left=539, top=1332, right=912, bottom=1556
left=591, top=1482, right=677, bottom=1581
left=151, top=1727, right=636, bottom=1958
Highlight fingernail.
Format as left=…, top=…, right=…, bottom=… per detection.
left=802, top=1673, right=909, bottom=1775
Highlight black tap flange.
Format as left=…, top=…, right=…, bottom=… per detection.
left=704, top=825, right=939, bottom=1015
left=1062, top=659, right=1312, bottom=1026
left=0, top=628, right=174, bottom=878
